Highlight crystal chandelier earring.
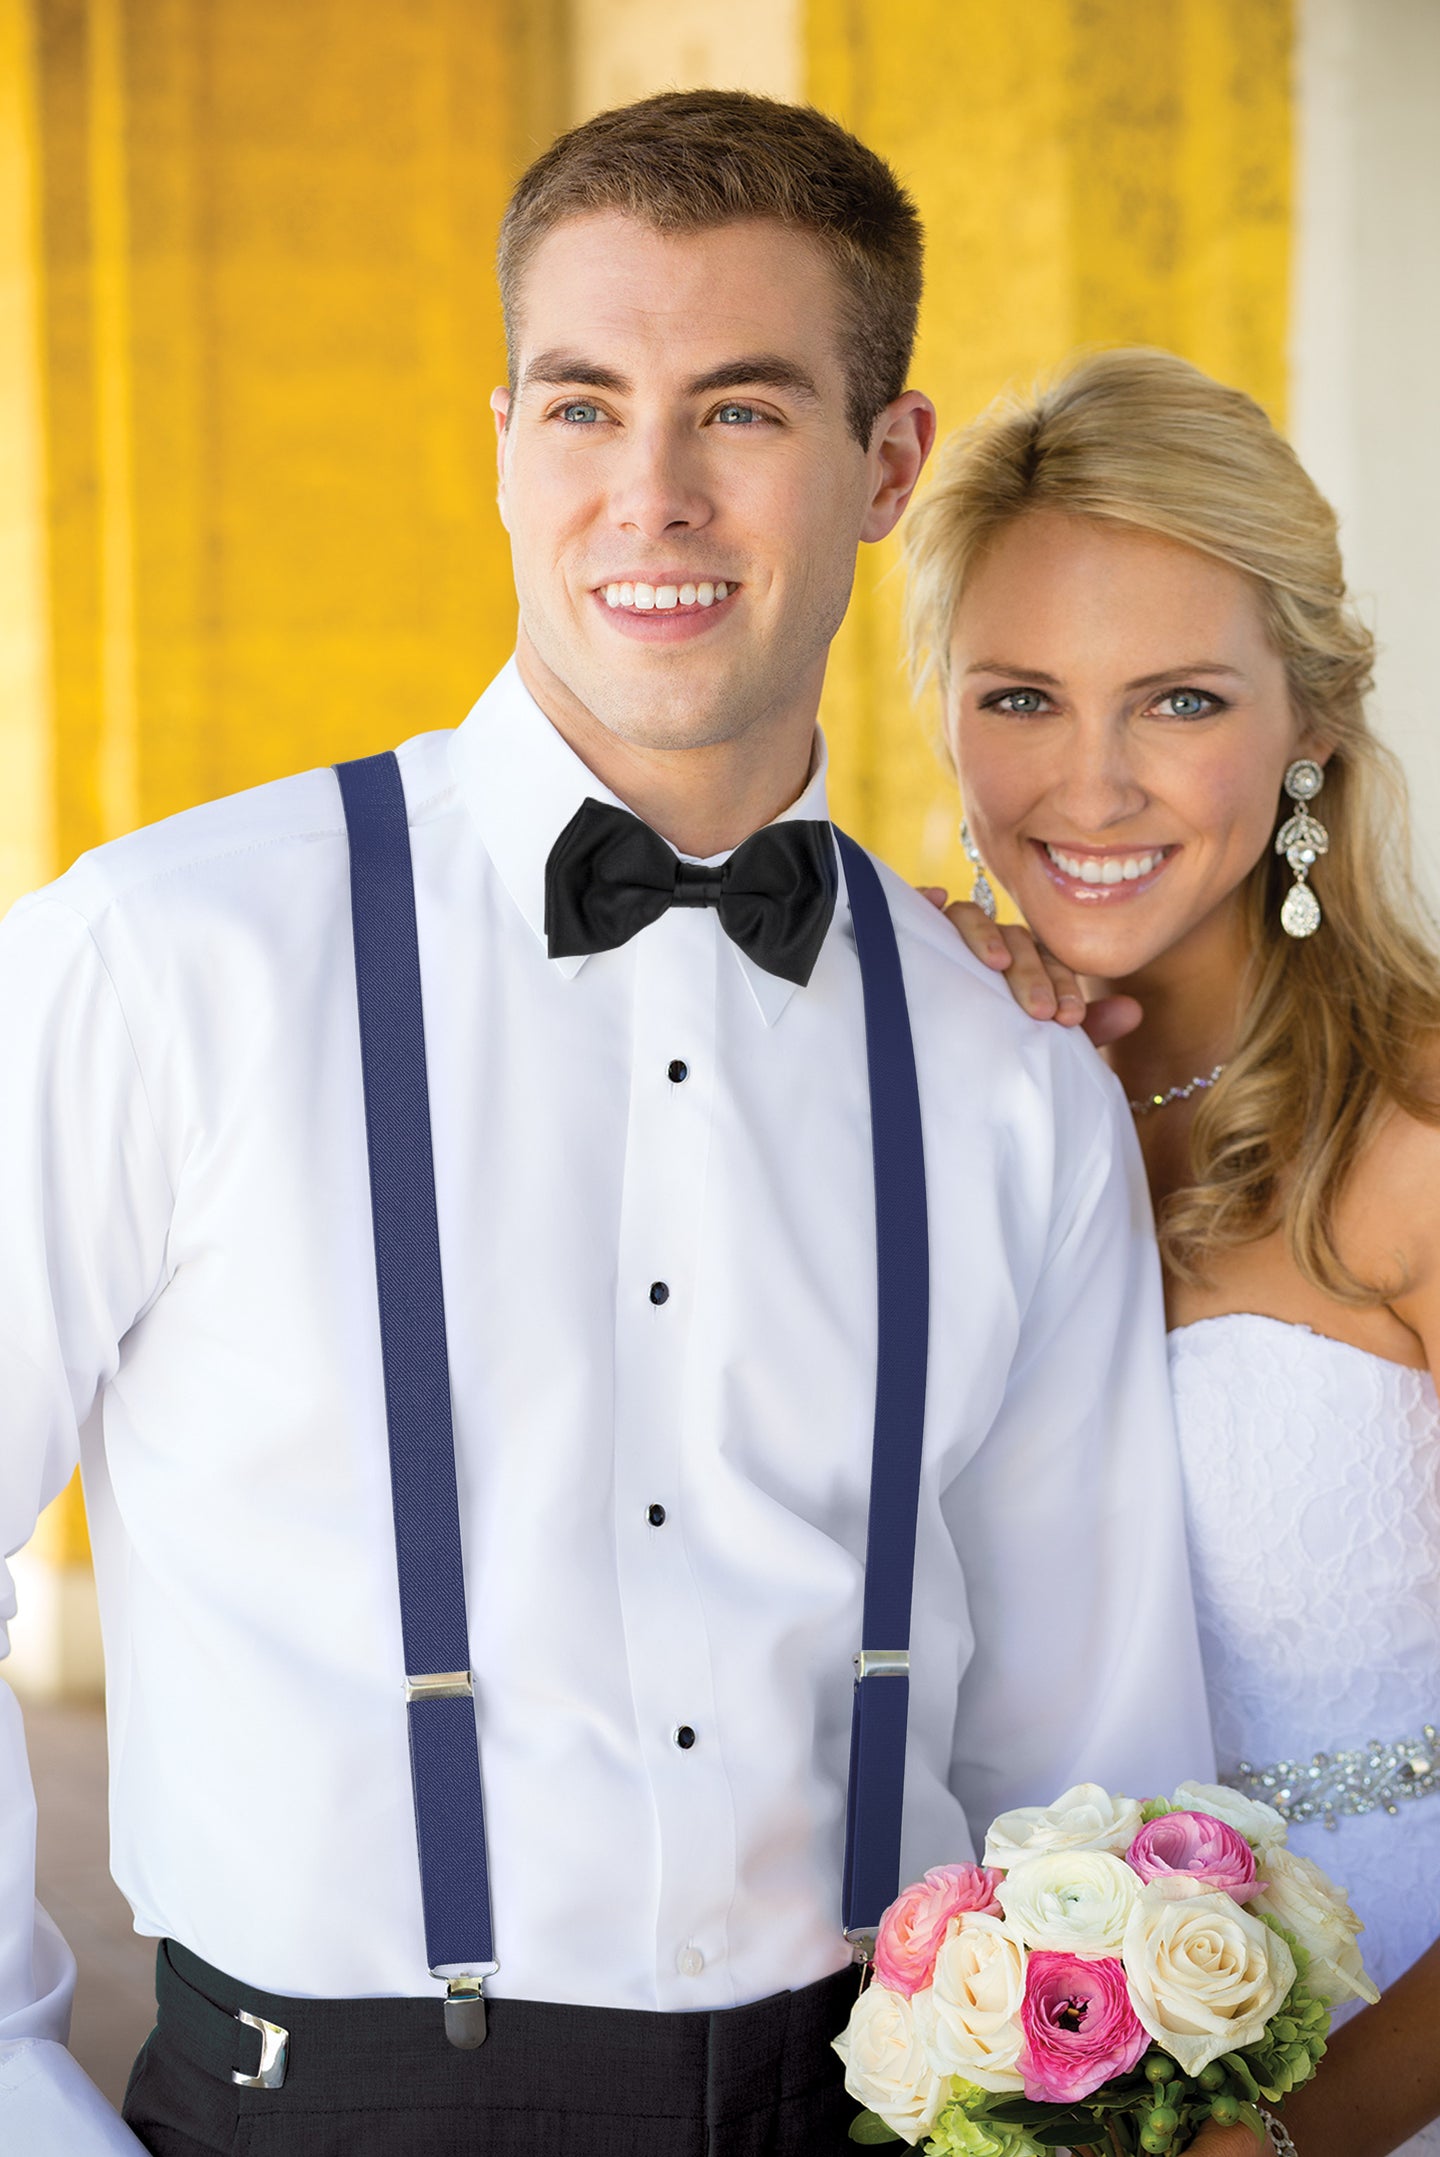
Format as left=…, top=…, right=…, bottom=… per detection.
left=1275, top=758, right=1328, bottom=939
left=960, top=818, right=997, bottom=919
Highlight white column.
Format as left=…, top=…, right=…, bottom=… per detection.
left=1290, top=0, right=1440, bottom=899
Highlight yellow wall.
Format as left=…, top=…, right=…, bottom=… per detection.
left=808, top=0, right=1294, bottom=895
left=15, top=0, right=558, bottom=900
left=0, top=0, right=52, bottom=902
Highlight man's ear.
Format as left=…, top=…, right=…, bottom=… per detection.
left=491, top=387, right=512, bottom=530
left=861, top=390, right=937, bottom=545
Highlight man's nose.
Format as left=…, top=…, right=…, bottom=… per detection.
left=608, top=423, right=712, bottom=538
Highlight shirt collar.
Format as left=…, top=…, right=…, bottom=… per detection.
left=449, top=657, right=838, bottom=1026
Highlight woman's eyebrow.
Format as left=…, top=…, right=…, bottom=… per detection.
left=964, top=660, right=1248, bottom=689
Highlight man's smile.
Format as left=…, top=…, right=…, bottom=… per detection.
left=589, top=576, right=742, bottom=640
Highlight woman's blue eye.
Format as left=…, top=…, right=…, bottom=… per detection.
left=1154, top=688, right=1218, bottom=718
left=992, top=688, right=1049, bottom=714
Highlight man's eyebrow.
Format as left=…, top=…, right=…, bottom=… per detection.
left=684, top=356, right=822, bottom=401
left=517, top=351, right=823, bottom=402
left=520, top=353, right=632, bottom=394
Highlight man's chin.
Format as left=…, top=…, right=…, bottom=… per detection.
left=584, top=696, right=751, bottom=756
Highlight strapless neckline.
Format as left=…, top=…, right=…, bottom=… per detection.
left=1167, top=1309, right=1434, bottom=1387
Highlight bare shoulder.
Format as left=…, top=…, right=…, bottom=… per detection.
left=1340, top=1053, right=1440, bottom=1324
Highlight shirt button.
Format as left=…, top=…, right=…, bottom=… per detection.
left=668, top=1059, right=689, bottom=1083
left=649, top=1281, right=670, bottom=1306
left=677, top=1945, right=705, bottom=1977
left=673, top=1724, right=696, bottom=1750
left=646, top=1502, right=667, bottom=1527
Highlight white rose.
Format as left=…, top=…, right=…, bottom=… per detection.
left=833, top=1980, right=949, bottom=2144
left=1171, top=1781, right=1288, bottom=1858
left=1123, top=1881, right=1296, bottom=2075
left=911, top=1913, right=1027, bottom=2092
left=996, top=1849, right=1142, bottom=1955
left=983, top=1782, right=1143, bottom=1867
left=1249, top=1845, right=1380, bottom=2006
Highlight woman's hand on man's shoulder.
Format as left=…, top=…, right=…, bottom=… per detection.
left=917, top=887, right=1144, bottom=1046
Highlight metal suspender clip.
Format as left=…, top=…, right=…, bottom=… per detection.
left=853, top=1650, right=909, bottom=1680
left=444, top=1974, right=487, bottom=2048
left=404, top=1670, right=475, bottom=1702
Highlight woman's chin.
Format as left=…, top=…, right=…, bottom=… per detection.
left=1014, top=892, right=1178, bottom=985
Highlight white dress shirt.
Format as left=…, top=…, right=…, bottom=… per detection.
left=0, top=660, right=1213, bottom=2139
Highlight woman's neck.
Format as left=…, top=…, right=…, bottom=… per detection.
left=1086, top=897, right=1250, bottom=1105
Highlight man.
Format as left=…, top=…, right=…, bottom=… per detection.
left=0, top=90, right=1212, bottom=2155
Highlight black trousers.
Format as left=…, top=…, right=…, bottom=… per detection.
left=122, top=1942, right=861, bottom=2157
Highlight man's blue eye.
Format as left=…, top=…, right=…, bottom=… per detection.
left=560, top=402, right=601, bottom=424
left=715, top=404, right=758, bottom=424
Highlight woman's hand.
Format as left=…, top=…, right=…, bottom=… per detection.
left=1187, top=2120, right=1268, bottom=2155
left=918, top=889, right=1144, bottom=1046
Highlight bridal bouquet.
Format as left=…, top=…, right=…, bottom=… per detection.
left=835, top=1780, right=1378, bottom=2157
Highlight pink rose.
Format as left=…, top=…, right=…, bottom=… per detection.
left=1016, top=1951, right=1150, bottom=2103
left=1126, top=1811, right=1258, bottom=1901
left=874, top=1864, right=1005, bottom=1996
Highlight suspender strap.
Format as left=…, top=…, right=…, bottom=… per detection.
left=834, top=832, right=931, bottom=1944
left=335, top=754, right=495, bottom=2017
left=336, top=768, right=928, bottom=1996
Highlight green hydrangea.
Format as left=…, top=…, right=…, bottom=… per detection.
left=926, top=2086, right=1045, bottom=2157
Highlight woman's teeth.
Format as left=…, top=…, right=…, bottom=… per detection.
left=603, top=581, right=729, bottom=611
left=1046, top=844, right=1166, bottom=885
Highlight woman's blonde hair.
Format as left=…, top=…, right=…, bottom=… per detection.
left=904, top=346, right=1440, bottom=1300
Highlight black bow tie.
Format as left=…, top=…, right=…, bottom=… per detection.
left=545, top=798, right=838, bottom=986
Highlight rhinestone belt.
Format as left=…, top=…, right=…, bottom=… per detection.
left=1225, top=1724, right=1439, bottom=1829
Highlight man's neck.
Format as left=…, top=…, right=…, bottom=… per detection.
left=514, top=637, right=823, bottom=857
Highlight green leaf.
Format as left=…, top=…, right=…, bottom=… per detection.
left=850, top=2112, right=903, bottom=2143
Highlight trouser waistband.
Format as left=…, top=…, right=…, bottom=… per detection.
left=154, top=1939, right=857, bottom=2116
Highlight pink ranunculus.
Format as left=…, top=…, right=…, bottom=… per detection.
left=874, top=1864, right=1006, bottom=1996
left=1126, top=1810, right=1259, bottom=1901
left=1016, top=1951, right=1150, bottom=2103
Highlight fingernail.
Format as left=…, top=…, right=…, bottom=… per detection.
left=1026, top=988, right=1055, bottom=1012
left=1059, top=994, right=1085, bottom=1013
left=986, top=941, right=1009, bottom=966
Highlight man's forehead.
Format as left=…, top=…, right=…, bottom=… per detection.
left=511, top=210, right=848, bottom=380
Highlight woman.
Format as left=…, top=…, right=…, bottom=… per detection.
left=903, top=348, right=1440, bottom=2157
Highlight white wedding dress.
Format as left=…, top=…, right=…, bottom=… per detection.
left=1171, top=1314, right=1440, bottom=2154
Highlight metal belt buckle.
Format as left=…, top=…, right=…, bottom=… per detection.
left=231, top=2007, right=289, bottom=2089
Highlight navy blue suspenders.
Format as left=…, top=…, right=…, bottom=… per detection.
left=336, top=754, right=929, bottom=2038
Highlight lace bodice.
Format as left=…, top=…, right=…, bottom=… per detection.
left=1170, top=1315, right=1440, bottom=2153
left=1170, top=1315, right=1440, bottom=1765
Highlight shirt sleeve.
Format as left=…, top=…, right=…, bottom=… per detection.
left=943, top=1058, right=1216, bottom=1840
left=0, top=892, right=174, bottom=2113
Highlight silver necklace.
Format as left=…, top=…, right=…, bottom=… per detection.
left=1127, top=1063, right=1226, bottom=1116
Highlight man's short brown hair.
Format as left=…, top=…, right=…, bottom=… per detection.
left=498, top=90, right=924, bottom=448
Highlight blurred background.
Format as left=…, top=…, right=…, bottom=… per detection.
left=2, top=0, right=1438, bottom=2104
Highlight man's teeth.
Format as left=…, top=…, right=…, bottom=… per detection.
left=603, top=580, right=729, bottom=611
left=1046, top=844, right=1166, bottom=885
